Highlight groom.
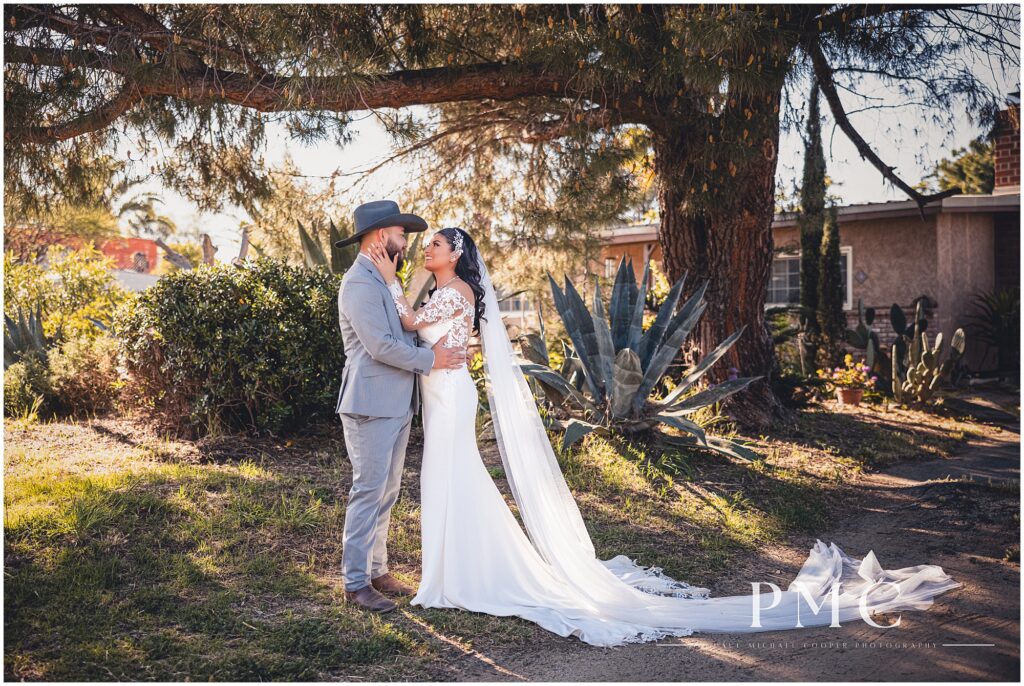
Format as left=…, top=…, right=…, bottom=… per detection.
left=335, top=200, right=466, bottom=613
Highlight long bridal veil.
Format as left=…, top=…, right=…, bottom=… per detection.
left=474, top=253, right=960, bottom=645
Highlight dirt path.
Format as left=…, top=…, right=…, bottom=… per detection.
left=439, top=421, right=1021, bottom=682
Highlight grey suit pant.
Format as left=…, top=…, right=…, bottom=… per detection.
left=339, top=409, right=414, bottom=591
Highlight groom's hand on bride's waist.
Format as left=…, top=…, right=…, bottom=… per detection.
left=431, top=340, right=467, bottom=370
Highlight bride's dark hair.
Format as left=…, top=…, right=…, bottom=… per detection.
left=431, top=227, right=486, bottom=334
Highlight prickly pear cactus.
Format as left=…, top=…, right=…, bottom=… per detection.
left=891, top=326, right=966, bottom=405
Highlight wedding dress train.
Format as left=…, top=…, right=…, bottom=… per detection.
left=396, top=261, right=960, bottom=648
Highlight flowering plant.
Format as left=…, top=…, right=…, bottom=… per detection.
left=816, top=354, right=878, bottom=390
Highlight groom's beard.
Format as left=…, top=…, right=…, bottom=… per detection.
left=385, top=240, right=405, bottom=272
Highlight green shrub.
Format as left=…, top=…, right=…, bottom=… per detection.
left=48, top=334, right=122, bottom=417
left=113, top=258, right=344, bottom=436
left=4, top=246, right=127, bottom=342
left=4, top=353, right=52, bottom=418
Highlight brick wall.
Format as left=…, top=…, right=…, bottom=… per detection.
left=844, top=302, right=938, bottom=349
left=993, top=105, right=1020, bottom=191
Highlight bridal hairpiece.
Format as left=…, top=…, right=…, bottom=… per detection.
left=448, top=229, right=464, bottom=261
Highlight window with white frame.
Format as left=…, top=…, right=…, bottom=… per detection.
left=497, top=292, right=535, bottom=314
left=604, top=257, right=617, bottom=278
left=766, top=247, right=852, bottom=310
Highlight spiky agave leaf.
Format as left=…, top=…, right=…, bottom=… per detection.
left=555, top=274, right=606, bottom=398
left=653, top=413, right=708, bottom=445
left=661, top=326, right=748, bottom=405
left=660, top=433, right=759, bottom=462
left=518, top=362, right=595, bottom=412
left=609, top=257, right=635, bottom=351
left=626, top=260, right=651, bottom=353
left=518, top=332, right=549, bottom=366
left=591, top=279, right=616, bottom=398
left=610, top=348, right=643, bottom=419
left=558, top=339, right=577, bottom=379
left=632, top=284, right=709, bottom=412
left=638, top=272, right=686, bottom=369
left=3, top=306, right=48, bottom=369
left=547, top=274, right=601, bottom=398
left=562, top=418, right=602, bottom=451
left=298, top=220, right=329, bottom=269
left=660, top=376, right=760, bottom=414
left=329, top=218, right=358, bottom=274
left=564, top=276, right=604, bottom=389
left=520, top=362, right=569, bottom=408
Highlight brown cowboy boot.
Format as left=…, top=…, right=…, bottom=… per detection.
left=344, top=584, right=397, bottom=613
left=371, top=573, right=416, bottom=597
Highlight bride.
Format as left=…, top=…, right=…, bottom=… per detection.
left=365, top=228, right=960, bottom=647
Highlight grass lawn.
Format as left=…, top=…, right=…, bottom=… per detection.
left=3, top=401, right=992, bottom=680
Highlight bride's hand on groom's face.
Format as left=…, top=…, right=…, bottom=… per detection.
left=367, top=242, right=399, bottom=283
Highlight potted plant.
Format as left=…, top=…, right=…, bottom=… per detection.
left=817, top=354, right=877, bottom=406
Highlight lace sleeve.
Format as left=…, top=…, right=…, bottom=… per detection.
left=412, top=287, right=473, bottom=348
left=387, top=280, right=411, bottom=319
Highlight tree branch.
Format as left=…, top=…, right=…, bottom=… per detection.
left=808, top=39, right=960, bottom=211
left=521, top=109, right=616, bottom=143
left=4, top=43, right=129, bottom=74
left=12, top=4, right=262, bottom=76
left=100, top=4, right=207, bottom=71
left=811, top=4, right=934, bottom=35
left=11, top=5, right=124, bottom=50
left=7, top=7, right=652, bottom=143
left=5, top=52, right=620, bottom=122
left=6, top=83, right=143, bottom=143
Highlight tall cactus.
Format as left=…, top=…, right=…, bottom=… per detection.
left=885, top=298, right=968, bottom=404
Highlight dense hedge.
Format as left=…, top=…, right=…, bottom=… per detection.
left=114, top=258, right=344, bottom=436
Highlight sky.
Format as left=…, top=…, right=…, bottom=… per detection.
left=130, top=63, right=1019, bottom=262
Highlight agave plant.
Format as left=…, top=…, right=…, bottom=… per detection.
left=297, top=218, right=358, bottom=274
left=4, top=305, right=50, bottom=370
left=518, top=258, right=761, bottom=460
left=964, top=287, right=1019, bottom=374
left=299, top=218, right=434, bottom=306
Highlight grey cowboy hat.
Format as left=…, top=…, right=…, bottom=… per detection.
left=334, top=200, right=428, bottom=248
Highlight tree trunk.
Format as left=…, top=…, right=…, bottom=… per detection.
left=654, top=96, right=786, bottom=431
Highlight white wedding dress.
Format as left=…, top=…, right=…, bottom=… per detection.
left=391, top=258, right=961, bottom=648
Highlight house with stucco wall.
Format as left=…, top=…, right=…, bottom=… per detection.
left=598, top=102, right=1020, bottom=373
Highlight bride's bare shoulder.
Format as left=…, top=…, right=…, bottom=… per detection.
left=450, top=280, right=476, bottom=305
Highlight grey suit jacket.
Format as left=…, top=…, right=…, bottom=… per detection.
left=335, top=254, right=435, bottom=417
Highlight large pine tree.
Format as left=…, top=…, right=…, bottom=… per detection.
left=4, top=4, right=1017, bottom=427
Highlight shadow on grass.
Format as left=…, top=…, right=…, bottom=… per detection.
left=4, top=462, right=428, bottom=681
left=550, top=434, right=830, bottom=590
left=772, top=408, right=965, bottom=468
left=6, top=405, right=982, bottom=680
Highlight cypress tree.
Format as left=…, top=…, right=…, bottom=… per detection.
left=798, top=82, right=826, bottom=370
left=817, top=207, right=846, bottom=363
